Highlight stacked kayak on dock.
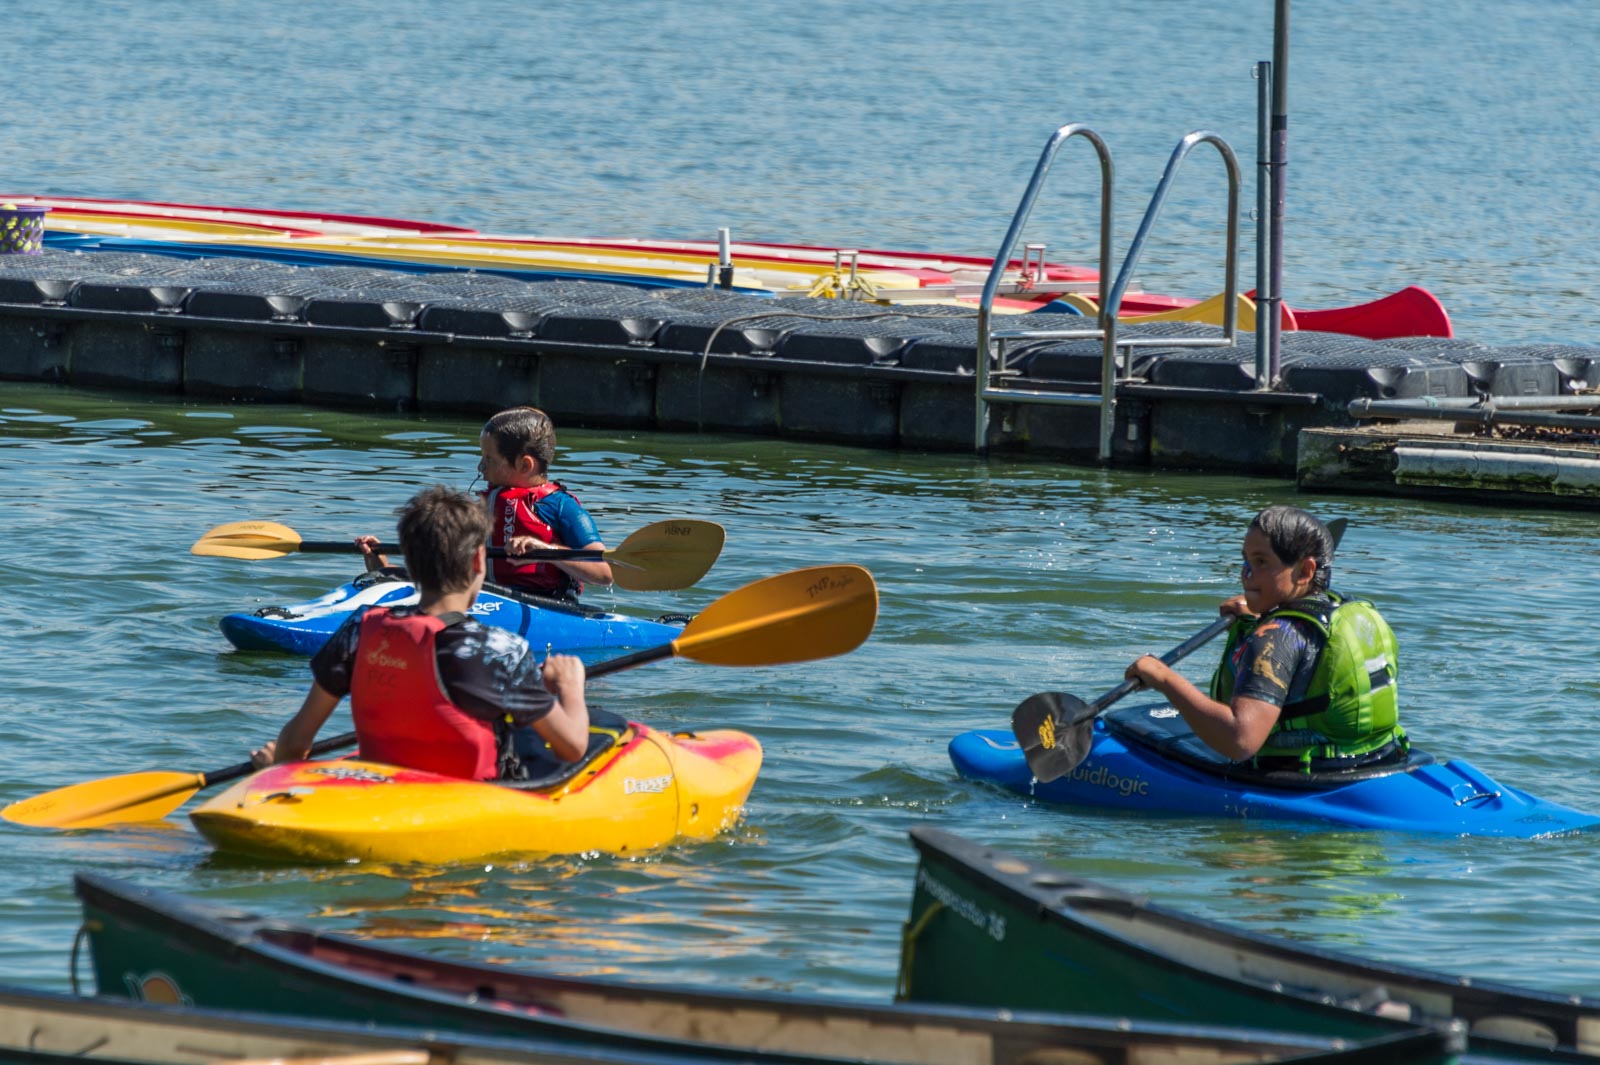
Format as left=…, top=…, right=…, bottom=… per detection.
left=949, top=703, right=1600, bottom=838
left=219, top=570, right=684, bottom=656
left=7, top=194, right=1451, bottom=337
left=70, top=871, right=1464, bottom=1065
left=900, top=827, right=1600, bottom=1062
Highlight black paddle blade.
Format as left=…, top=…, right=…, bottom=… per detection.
left=1011, top=692, right=1095, bottom=784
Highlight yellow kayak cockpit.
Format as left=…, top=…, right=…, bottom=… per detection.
left=190, top=719, right=761, bottom=865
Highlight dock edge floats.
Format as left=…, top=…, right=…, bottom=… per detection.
left=2, top=249, right=1598, bottom=507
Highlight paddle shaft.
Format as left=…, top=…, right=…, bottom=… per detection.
left=587, top=644, right=673, bottom=678
left=1078, top=614, right=1234, bottom=721
left=203, top=731, right=358, bottom=788
left=296, top=542, right=602, bottom=562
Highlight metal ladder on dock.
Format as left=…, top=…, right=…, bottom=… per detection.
left=973, top=125, right=1243, bottom=460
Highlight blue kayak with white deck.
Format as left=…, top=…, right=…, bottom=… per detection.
left=219, top=571, right=685, bottom=656
left=949, top=704, right=1600, bottom=838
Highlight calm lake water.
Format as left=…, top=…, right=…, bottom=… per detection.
left=0, top=0, right=1598, bottom=1013
left=3, top=382, right=1600, bottom=1001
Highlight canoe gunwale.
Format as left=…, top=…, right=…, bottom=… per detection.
left=0, top=982, right=744, bottom=1065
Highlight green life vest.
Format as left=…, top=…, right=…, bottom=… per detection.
left=1209, top=593, right=1405, bottom=766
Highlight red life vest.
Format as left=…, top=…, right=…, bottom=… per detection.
left=484, top=482, right=580, bottom=596
left=349, top=608, right=500, bottom=781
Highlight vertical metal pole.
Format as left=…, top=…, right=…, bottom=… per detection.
left=717, top=227, right=734, bottom=290
left=1266, top=0, right=1290, bottom=383
left=1253, top=60, right=1271, bottom=390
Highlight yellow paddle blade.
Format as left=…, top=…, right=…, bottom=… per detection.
left=675, top=564, right=877, bottom=666
left=1120, top=291, right=1257, bottom=329
left=190, top=520, right=305, bottom=560
left=1057, top=293, right=1100, bottom=317
left=1, top=771, right=206, bottom=829
left=608, top=519, right=725, bottom=591
left=1064, top=291, right=1257, bottom=329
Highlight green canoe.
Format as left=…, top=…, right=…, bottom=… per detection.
left=73, top=870, right=1460, bottom=1065
left=898, top=827, right=1598, bottom=1064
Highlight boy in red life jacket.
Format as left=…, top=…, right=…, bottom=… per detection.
left=477, top=406, right=612, bottom=603
left=358, top=408, right=611, bottom=604
left=250, top=486, right=592, bottom=780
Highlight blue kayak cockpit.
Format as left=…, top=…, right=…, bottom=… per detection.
left=219, top=569, right=687, bottom=657
left=1102, top=704, right=1435, bottom=792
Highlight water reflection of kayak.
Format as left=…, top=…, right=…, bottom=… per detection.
left=950, top=704, right=1600, bottom=839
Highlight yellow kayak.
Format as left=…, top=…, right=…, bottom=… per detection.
left=189, top=721, right=761, bottom=864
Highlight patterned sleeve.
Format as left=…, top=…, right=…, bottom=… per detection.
left=436, top=622, right=557, bottom=726
left=1231, top=617, right=1317, bottom=707
left=309, top=606, right=368, bottom=698
left=539, top=492, right=602, bottom=548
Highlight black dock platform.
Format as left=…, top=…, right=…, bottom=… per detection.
left=1, top=249, right=1596, bottom=485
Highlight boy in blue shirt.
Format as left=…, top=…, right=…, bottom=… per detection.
left=476, top=406, right=612, bottom=602
left=359, top=406, right=612, bottom=603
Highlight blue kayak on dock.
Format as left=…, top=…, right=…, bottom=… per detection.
left=219, top=571, right=685, bottom=656
left=950, top=704, right=1600, bottom=839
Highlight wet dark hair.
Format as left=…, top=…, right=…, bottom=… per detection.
left=396, top=485, right=489, bottom=593
left=482, top=406, right=556, bottom=472
left=1248, top=504, right=1333, bottom=591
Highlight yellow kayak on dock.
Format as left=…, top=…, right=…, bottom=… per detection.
left=189, top=720, right=761, bottom=865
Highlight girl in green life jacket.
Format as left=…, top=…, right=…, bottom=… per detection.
left=1123, top=505, right=1404, bottom=768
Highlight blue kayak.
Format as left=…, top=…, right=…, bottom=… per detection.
left=949, top=704, right=1600, bottom=839
left=220, top=571, right=685, bottom=656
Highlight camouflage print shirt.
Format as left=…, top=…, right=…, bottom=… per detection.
left=1229, top=614, right=1324, bottom=708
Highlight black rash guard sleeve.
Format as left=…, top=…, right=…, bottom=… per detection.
left=433, top=620, right=556, bottom=726
left=308, top=606, right=367, bottom=698
left=1232, top=615, right=1321, bottom=707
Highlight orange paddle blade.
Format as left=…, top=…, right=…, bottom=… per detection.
left=606, top=519, right=725, bottom=591
left=190, top=520, right=305, bottom=560
left=2, top=770, right=206, bottom=829
left=674, top=565, right=877, bottom=666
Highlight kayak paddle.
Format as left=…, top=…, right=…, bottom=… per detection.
left=586, top=563, right=879, bottom=676
left=190, top=517, right=725, bottom=592
left=0, top=731, right=358, bottom=830
left=1012, top=516, right=1347, bottom=783
left=3, top=564, right=877, bottom=830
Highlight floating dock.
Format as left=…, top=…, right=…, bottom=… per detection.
left=1300, top=424, right=1600, bottom=506
left=1, top=248, right=1596, bottom=507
